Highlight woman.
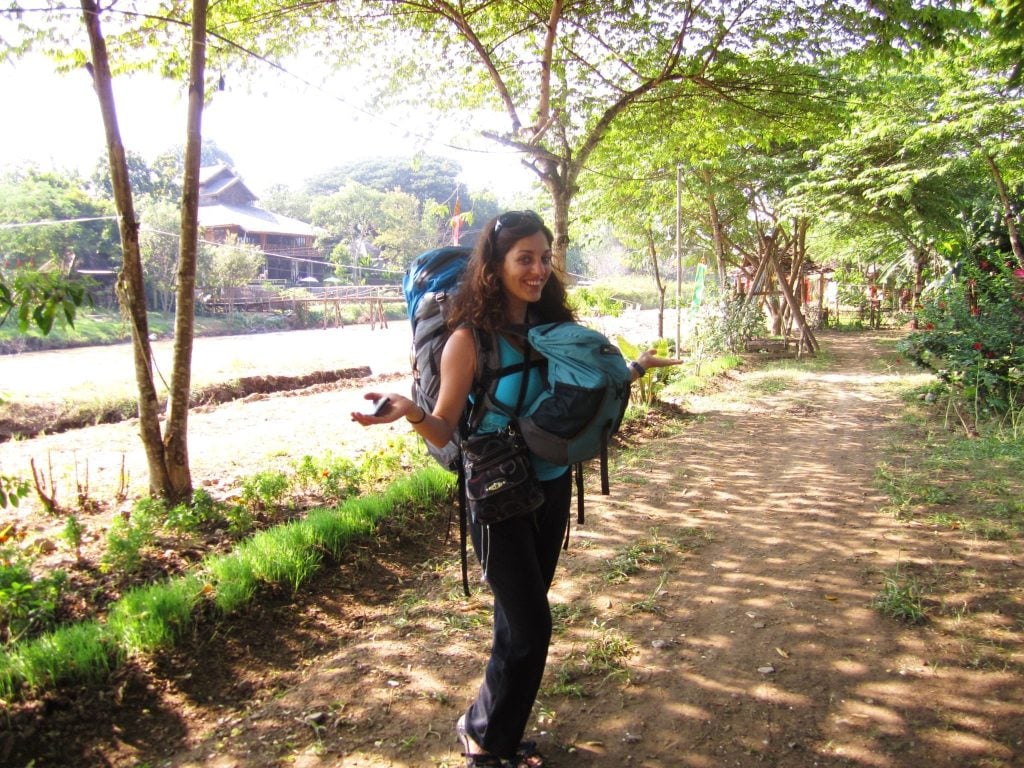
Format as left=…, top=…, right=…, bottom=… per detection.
left=353, top=210, right=679, bottom=767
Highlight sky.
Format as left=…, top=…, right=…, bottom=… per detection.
left=0, top=53, right=537, bottom=201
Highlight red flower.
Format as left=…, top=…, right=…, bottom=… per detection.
left=980, top=260, right=990, bottom=269
left=972, top=342, right=983, bottom=351
left=970, top=306, right=980, bottom=316
left=925, top=322, right=935, bottom=330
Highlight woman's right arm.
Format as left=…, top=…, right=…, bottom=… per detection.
left=350, top=326, right=477, bottom=450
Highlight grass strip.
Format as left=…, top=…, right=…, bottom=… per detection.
left=0, top=466, right=455, bottom=701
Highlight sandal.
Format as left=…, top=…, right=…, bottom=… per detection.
left=456, top=716, right=504, bottom=767
left=516, top=740, right=546, bottom=767
left=456, top=716, right=545, bottom=767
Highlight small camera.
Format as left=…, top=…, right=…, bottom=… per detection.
left=371, top=397, right=391, bottom=416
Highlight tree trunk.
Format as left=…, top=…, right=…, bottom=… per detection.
left=985, top=153, right=1024, bottom=268
left=538, top=157, right=573, bottom=271
left=644, top=226, right=667, bottom=338
left=80, top=0, right=172, bottom=497
left=162, top=0, right=208, bottom=503
left=703, top=170, right=729, bottom=286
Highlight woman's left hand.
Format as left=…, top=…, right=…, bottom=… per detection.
left=637, top=348, right=683, bottom=370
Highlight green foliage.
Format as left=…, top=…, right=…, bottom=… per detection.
left=101, top=499, right=162, bottom=574
left=241, top=470, right=292, bottom=512
left=106, top=574, right=204, bottom=656
left=0, top=548, right=67, bottom=645
left=0, top=166, right=119, bottom=274
left=0, top=474, right=30, bottom=509
left=294, top=453, right=361, bottom=502
left=0, top=620, right=113, bottom=699
left=201, top=233, right=265, bottom=292
left=0, top=464, right=456, bottom=700
left=872, top=566, right=927, bottom=624
left=898, top=256, right=1024, bottom=418
left=164, top=488, right=226, bottom=534
left=618, top=336, right=675, bottom=406
left=568, top=286, right=625, bottom=317
left=692, top=289, right=767, bottom=355
left=60, top=514, right=85, bottom=558
left=0, top=270, right=94, bottom=334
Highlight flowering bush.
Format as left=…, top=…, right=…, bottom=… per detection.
left=898, top=255, right=1024, bottom=416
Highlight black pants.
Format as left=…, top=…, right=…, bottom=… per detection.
left=464, top=470, right=572, bottom=759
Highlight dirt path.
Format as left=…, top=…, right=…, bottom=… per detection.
left=5, top=331, right=1023, bottom=768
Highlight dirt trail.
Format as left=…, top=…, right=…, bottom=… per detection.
left=6, top=331, right=1023, bottom=768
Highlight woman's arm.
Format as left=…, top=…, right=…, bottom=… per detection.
left=628, top=348, right=684, bottom=382
left=351, top=326, right=477, bottom=449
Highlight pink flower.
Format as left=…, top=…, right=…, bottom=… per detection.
left=1013, top=268, right=1024, bottom=280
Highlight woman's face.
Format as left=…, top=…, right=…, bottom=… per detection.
left=499, top=231, right=553, bottom=314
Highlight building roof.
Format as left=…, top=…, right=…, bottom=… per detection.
left=198, top=203, right=318, bottom=237
left=199, top=164, right=256, bottom=202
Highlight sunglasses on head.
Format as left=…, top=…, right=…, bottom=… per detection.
left=492, top=210, right=543, bottom=239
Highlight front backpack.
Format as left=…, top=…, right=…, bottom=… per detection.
left=515, top=322, right=633, bottom=494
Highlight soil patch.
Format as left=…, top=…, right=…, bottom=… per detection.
left=0, top=367, right=372, bottom=442
left=1, top=330, right=1022, bottom=768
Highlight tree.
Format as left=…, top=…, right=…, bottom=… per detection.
left=789, top=38, right=1024, bottom=315
left=137, top=198, right=182, bottom=313
left=0, top=166, right=119, bottom=272
left=201, top=232, right=262, bottom=293
left=150, top=138, right=234, bottom=201
left=310, top=180, right=439, bottom=280
left=316, top=0, right=969, bottom=269
left=70, top=0, right=210, bottom=502
left=306, top=154, right=465, bottom=206
left=89, top=149, right=161, bottom=200
left=3, top=0, right=325, bottom=502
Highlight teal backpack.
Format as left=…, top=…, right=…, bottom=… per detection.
left=484, top=322, right=633, bottom=498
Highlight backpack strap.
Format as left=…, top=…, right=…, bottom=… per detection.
left=457, top=457, right=471, bottom=597
left=456, top=328, right=530, bottom=596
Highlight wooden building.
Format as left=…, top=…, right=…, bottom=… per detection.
left=197, top=165, right=327, bottom=282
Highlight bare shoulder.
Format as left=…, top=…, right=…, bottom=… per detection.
left=442, top=326, right=478, bottom=370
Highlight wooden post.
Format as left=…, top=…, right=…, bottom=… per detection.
left=766, top=248, right=818, bottom=353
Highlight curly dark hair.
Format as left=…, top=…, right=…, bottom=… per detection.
left=448, top=211, right=575, bottom=334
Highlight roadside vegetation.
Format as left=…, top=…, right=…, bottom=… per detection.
left=864, top=256, right=1023, bottom=673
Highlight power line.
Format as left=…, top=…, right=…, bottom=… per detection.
left=0, top=215, right=119, bottom=230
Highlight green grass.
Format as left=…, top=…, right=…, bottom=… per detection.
left=0, top=465, right=456, bottom=700
left=876, top=419, right=1024, bottom=538
left=872, top=566, right=927, bottom=624
left=0, top=308, right=269, bottom=352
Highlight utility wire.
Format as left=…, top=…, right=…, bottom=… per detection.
left=0, top=215, right=120, bottom=229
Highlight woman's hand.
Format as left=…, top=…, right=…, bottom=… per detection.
left=350, top=392, right=418, bottom=426
left=637, top=349, right=683, bottom=370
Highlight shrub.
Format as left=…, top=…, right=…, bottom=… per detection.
left=241, top=470, right=291, bottom=512
left=0, top=548, right=67, bottom=645
left=898, top=255, right=1024, bottom=419
left=101, top=499, right=162, bottom=574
